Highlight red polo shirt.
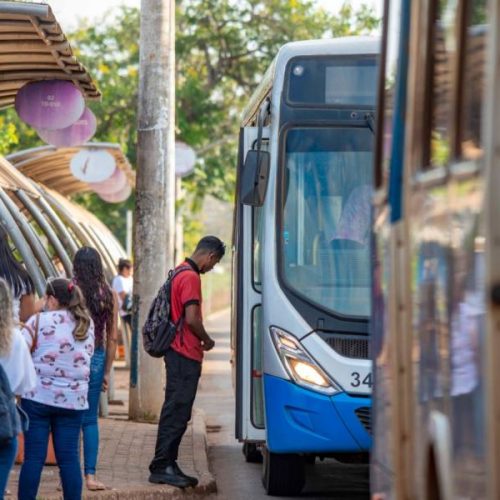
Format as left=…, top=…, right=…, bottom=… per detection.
left=170, top=259, right=204, bottom=363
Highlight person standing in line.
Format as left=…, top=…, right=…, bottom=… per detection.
left=112, top=258, right=133, bottom=328
left=0, top=223, right=36, bottom=323
left=19, top=279, right=94, bottom=500
left=149, top=236, right=224, bottom=488
left=0, top=278, right=36, bottom=499
left=72, top=247, right=118, bottom=491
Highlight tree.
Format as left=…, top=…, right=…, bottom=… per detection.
left=0, top=2, right=379, bottom=245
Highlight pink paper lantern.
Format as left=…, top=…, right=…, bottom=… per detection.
left=15, top=80, right=85, bottom=130
left=37, top=108, right=97, bottom=148
left=98, top=184, right=132, bottom=204
left=88, top=168, right=127, bottom=195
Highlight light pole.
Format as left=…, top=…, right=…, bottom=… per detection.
left=129, top=0, right=175, bottom=421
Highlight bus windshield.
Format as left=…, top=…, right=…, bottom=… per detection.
left=281, top=126, right=373, bottom=318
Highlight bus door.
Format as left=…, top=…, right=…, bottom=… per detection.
left=234, top=125, right=269, bottom=446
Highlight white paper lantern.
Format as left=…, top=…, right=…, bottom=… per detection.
left=175, top=142, right=196, bottom=178
left=70, top=150, right=116, bottom=183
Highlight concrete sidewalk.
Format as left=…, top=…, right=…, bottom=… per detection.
left=7, top=397, right=215, bottom=499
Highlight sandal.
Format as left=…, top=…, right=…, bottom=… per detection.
left=85, top=475, right=107, bottom=491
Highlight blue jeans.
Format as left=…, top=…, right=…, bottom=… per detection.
left=0, top=436, right=17, bottom=499
left=19, top=399, right=84, bottom=500
left=82, top=348, right=105, bottom=476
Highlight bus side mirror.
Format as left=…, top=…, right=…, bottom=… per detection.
left=240, top=149, right=270, bottom=207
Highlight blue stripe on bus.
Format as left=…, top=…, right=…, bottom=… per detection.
left=263, top=374, right=372, bottom=454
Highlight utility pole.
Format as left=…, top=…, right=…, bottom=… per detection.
left=129, top=0, right=175, bottom=421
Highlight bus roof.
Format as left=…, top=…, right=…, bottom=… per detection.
left=241, top=36, right=379, bottom=126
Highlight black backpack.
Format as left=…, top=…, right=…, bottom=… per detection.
left=142, top=266, right=191, bottom=358
left=0, top=363, right=20, bottom=446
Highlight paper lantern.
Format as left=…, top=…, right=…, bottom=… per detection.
left=70, top=150, right=115, bottom=183
left=175, top=141, right=196, bottom=178
left=15, top=80, right=85, bottom=130
left=37, top=108, right=97, bottom=148
left=98, top=184, right=132, bottom=203
left=88, top=168, right=127, bottom=195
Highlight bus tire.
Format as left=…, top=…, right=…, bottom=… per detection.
left=243, top=442, right=263, bottom=463
left=262, top=449, right=305, bottom=496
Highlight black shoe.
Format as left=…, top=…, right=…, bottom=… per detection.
left=172, top=462, right=199, bottom=487
left=148, top=465, right=193, bottom=488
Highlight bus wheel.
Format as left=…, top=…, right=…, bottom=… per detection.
left=242, top=442, right=263, bottom=463
left=262, top=449, right=305, bottom=496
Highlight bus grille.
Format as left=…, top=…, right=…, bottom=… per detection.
left=322, top=336, right=369, bottom=359
left=355, top=407, right=371, bottom=434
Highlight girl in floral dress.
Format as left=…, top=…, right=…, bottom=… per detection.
left=19, top=278, right=94, bottom=500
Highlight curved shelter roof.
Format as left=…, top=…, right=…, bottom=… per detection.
left=0, top=154, right=126, bottom=292
left=0, top=154, right=38, bottom=195
left=6, top=143, right=135, bottom=196
left=0, top=1, right=100, bottom=109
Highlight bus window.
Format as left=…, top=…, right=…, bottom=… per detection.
left=281, top=126, right=373, bottom=318
left=253, top=207, right=263, bottom=292
left=251, top=305, right=264, bottom=428
left=460, top=5, right=487, bottom=160
left=428, top=0, right=460, bottom=167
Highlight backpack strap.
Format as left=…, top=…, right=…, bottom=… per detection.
left=168, top=266, right=195, bottom=346
left=24, top=313, right=40, bottom=355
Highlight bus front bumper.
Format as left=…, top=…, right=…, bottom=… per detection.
left=263, top=374, right=372, bottom=454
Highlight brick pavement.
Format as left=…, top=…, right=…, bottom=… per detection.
left=6, top=382, right=216, bottom=499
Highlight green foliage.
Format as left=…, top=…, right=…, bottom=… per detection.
left=177, top=0, right=379, bottom=208
left=0, top=1, right=379, bottom=247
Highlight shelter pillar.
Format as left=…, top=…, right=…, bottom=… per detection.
left=129, top=0, right=175, bottom=421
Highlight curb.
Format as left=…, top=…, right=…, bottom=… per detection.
left=38, top=410, right=216, bottom=500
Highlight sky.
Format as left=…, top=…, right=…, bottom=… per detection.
left=41, top=0, right=382, bottom=32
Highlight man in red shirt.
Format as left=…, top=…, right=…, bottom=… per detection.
left=149, top=236, right=225, bottom=488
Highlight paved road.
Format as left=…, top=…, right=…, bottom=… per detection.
left=195, top=309, right=369, bottom=500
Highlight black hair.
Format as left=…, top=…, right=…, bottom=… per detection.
left=118, top=258, right=132, bottom=272
left=194, top=235, right=226, bottom=259
left=0, top=223, right=34, bottom=297
left=73, top=246, right=114, bottom=345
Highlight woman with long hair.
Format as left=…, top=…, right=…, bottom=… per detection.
left=0, top=223, right=35, bottom=323
left=19, top=278, right=94, bottom=500
left=0, top=278, right=36, bottom=498
left=73, top=247, right=118, bottom=491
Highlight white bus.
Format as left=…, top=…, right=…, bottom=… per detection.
left=232, top=37, right=379, bottom=496
left=371, top=0, right=498, bottom=498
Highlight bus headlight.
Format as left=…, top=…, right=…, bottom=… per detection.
left=270, top=326, right=340, bottom=395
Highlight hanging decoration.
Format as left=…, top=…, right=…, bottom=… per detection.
left=37, top=108, right=97, bottom=148
left=97, top=183, right=132, bottom=203
left=15, top=80, right=85, bottom=130
left=88, top=168, right=127, bottom=195
left=70, top=149, right=115, bottom=183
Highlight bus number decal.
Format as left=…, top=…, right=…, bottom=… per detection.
left=350, top=372, right=373, bottom=389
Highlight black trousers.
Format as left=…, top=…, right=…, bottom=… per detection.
left=149, top=348, right=202, bottom=472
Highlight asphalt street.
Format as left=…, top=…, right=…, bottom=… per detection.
left=196, top=309, right=369, bottom=500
